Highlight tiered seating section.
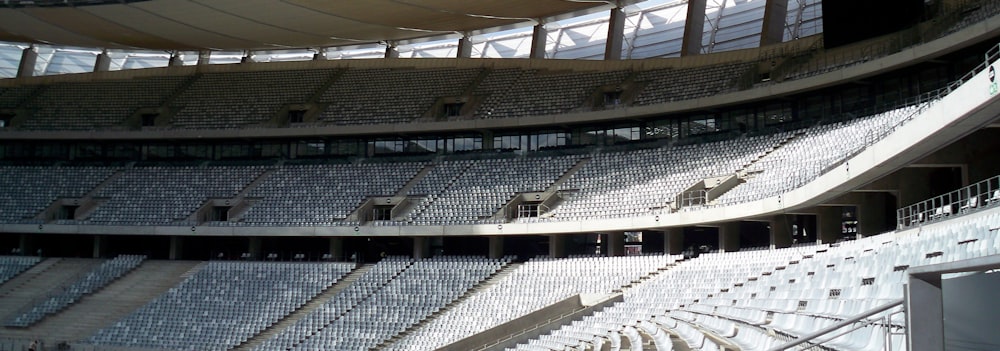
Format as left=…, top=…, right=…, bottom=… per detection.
left=87, top=261, right=354, bottom=351
left=0, top=166, right=117, bottom=224
left=386, top=255, right=676, bottom=351
left=407, top=156, right=577, bottom=225
left=171, top=70, right=333, bottom=129
left=0, top=256, right=40, bottom=285
left=266, top=256, right=506, bottom=351
left=318, top=68, right=480, bottom=125
left=88, top=165, right=266, bottom=225
left=502, top=212, right=1000, bottom=351
left=242, top=162, right=423, bottom=226
left=0, top=64, right=754, bottom=130
left=6, top=254, right=146, bottom=327
left=0, top=103, right=926, bottom=227
left=19, top=77, right=185, bottom=131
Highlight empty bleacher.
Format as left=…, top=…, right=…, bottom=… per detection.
left=5, top=254, right=145, bottom=328
left=87, top=261, right=354, bottom=351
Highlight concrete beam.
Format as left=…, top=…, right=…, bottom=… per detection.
left=488, top=236, right=504, bottom=259
left=530, top=23, right=548, bottom=59
left=769, top=215, right=793, bottom=249
left=606, top=232, right=625, bottom=257
left=413, top=236, right=430, bottom=259
left=719, top=222, right=740, bottom=252
left=681, top=0, right=707, bottom=56
left=329, top=237, right=343, bottom=261
left=605, top=8, right=626, bottom=60
left=457, top=36, right=473, bottom=58
left=169, top=236, right=183, bottom=260
left=385, top=44, right=400, bottom=59
left=93, top=51, right=111, bottom=72
left=759, top=0, right=789, bottom=46
left=16, top=47, right=36, bottom=78
left=665, top=228, right=684, bottom=255
left=549, top=234, right=567, bottom=258
left=815, top=206, right=842, bottom=244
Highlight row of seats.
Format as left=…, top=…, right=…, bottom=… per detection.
left=5, top=254, right=146, bottom=327
left=0, top=103, right=928, bottom=227
left=88, top=261, right=354, bottom=351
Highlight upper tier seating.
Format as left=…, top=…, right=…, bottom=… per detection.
left=6, top=254, right=146, bottom=327
left=171, top=70, right=333, bottom=129
left=632, top=62, right=754, bottom=105
left=18, top=77, right=186, bottom=131
left=319, top=68, right=481, bottom=125
left=473, top=69, right=631, bottom=119
left=87, top=261, right=354, bottom=351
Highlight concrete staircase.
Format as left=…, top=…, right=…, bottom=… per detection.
left=0, top=260, right=203, bottom=344
left=233, top=264, right=375, bottom=351
left=374, top=262, right=523, bottom=350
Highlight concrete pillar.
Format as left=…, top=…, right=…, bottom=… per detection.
left=197, top=51, right=212, bottom=65
left=604, top=7, right=626, bottom=60
left=240, top=52, right=255, bottom=64
left=681, top=0, right=707, bottom=56
left=413, top=236, right=430, bottom=259
left=906, top=276, right=944, bottom=351
left=488, top=236, right=504, bottom=259
left=457, top=36, right=473, bottom=58
left=329, top=237, right=344, bottom=261
left=857, top=192, right=889, bottom=237
left=168, top=53, right=184, bottom=67
left=665, top=228, right=684, bottom=255
left=17, top=47, right=36, bottom=78
left=769, top=215, right=793, bottom=249
left=92, top=235, right=107, bottom=258
left=169, top=236, right=183, bottom=260
left=248, top=237, right=262, bottom=260
left=93, top=51, right=111, bottom=72
left=607, top=232, right=625, bottom=257
left=549, top=234, right=567, bottom=258
left=530, top=23, right=548, bottom=59
left=384, top=43, right=400, bottom=59
left=816, top=206, right=842, bottom=244
left=18, top=234, right=33, bottom=257
left=719, top=222, right=740, bottom=252
left=759, top=0, right=789, bottom=46
left=313, top=50, right=327, bottom=61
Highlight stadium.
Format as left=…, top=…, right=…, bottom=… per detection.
left=0, top=0, right=997, bottom=350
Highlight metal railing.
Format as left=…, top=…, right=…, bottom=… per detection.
left=897, top=174, right=1000, bottom=228
left=769, top=299, right=904, bottom=351
left=676, top=189, right=708, bottom=210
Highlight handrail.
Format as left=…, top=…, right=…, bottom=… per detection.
left=767, top=298, right=904, bottom=351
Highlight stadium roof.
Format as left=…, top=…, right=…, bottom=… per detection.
left=0, top=0, right=629, bottom=50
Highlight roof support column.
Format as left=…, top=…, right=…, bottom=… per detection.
left=530, top=22, right=548, bottom=59
left=168, top=52, right=184, bottom=67
left=384, top=42, right=400, bottom=59
left=197, top=50, right=212, bottom=65
left=93, top=50, right=111, bottom=72
left=681, top=0, right=707, bottom=57
left=760, top=0, right=789, bottom=46
left=604, top=7, right=626, bottom=60
left=16, top=46, right=36, bottom=78
left=457, top=35, right=473, bottom=58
